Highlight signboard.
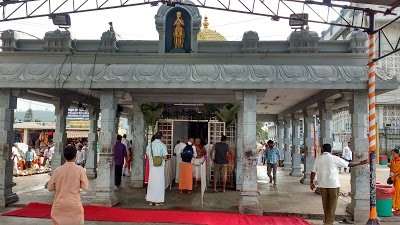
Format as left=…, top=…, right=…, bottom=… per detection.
left=67, top=108, right=89, bottom=120
left=289, top=13, right=308, bottom=27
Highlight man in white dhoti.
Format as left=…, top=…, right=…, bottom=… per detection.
left=145, top=131, right=168, bottom=206
left=174, top=139, right=186, bottom=184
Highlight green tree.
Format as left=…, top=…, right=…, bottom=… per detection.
left=257, top=122, right=268, bottom=143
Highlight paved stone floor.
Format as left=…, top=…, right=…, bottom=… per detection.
left=0, top=165, right=398, bottom=225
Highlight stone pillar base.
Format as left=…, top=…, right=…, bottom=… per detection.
left=283, top=162, right=292, bottom=171
left=129, top=180, right=144, bottom=188
left=300, top=173, right=311, bottom=184
left=91, top=191, right=119, bottom=207
left=289, top=168, right=302, bottom=177
left=347, top=200, right=369, bottom=224
left=239, top=192, right=263, bottom=215
left=0, top=193, right=19, bottom=207
left=86, top=169, right=97, bottom=179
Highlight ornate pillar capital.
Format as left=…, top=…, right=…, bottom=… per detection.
left=303, top=108, right=315, bottom=118
left=319, top=99, right=335, bottom=112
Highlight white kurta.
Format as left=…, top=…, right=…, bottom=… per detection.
left=145, top=139, right=168, bottom=203
left=174, top=142, right=186, bottom=183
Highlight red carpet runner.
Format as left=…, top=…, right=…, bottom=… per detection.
left=3, top=202, right=310, bottom=225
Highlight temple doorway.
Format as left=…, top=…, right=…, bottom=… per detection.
left=173, top=121, right=208, bottom=145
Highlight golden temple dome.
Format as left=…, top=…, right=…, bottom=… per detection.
left=197, top=17, right=226, bottom=41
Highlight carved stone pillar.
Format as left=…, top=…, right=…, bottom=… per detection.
left=129, top=101, right=145, bottom=187
left=301, top=109, right=315, bottom=184
left=319, top=100, right=334, bottom=146
left=236, top=96, right=244, bottom=191
left=51, top=98, right=70, bottom=171
left=290, top=115, right=302, bottom=177
left=238, top=91, right=262, bottom=215
left=283, top=117, right=292, bottom=171
left=277, top=117, right=285, bottom=156
left=95, top=91, right=118, bottom=206
left=86, top=106, right=99, bottom=179
left=0, top=90, right=18, bottom=207
left=348, top=91, right=370, bottom=223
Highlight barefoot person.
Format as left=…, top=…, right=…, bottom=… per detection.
left=265, top=140, right=280, bottom=186
left=211, top=135, right=229, bottom=192
left=310, top=144, right=367, bottom=225
left=179, top=138, right=196, bottom=193
left=47, top=145, right=89, bottom=225
left=390, top=147, right=400, bottom=215
left=146, top=131, right=168, bottom=206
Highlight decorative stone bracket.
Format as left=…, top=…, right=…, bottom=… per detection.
left=242, top=31, right=259, bottom=53
left=0, top=30, right=17, bottom=51
left=43, top=30, right=72, bottom=52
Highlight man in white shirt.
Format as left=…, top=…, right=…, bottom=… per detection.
left=75, top=144, right=86, bottom=167
left=341, top=142, right=352, bottom=173
left=174, top=139, right=187, bottom=183
left=310, top=144, right=367, bottom=225
left=122, top=134, right=130, bottom=149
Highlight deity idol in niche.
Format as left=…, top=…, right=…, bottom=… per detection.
left=173, top=11, right=185, bottom=49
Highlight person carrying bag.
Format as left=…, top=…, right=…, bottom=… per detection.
left=146, top=132, right=168, bottom=206
left=151, top=142, right=163, bottom=167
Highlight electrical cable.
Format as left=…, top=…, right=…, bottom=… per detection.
left=0, top=29, right=41, bottom=39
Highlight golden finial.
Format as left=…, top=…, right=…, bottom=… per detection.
left=203, top=16, right=209, bottom=29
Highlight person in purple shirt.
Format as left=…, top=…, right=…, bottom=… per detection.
left=114, top=134, right=127, bottom=189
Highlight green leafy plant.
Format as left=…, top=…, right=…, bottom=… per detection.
left=141, top=103, right=163, bottom=134
left=216, top=103, right=240, bottom=126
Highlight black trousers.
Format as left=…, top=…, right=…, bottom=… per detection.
left=115, top=165, right=123, bottom=187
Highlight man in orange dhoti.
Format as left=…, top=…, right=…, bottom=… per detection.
left=48, top=145, right=89, bottom=225
left=179, top=138, right=196, bottom=193
left=391, top=147, right=400, bottom=215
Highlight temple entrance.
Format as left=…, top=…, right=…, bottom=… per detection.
left=172, top=121, right=208, bottom=145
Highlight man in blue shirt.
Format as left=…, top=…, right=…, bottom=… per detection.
left=25, top=147, right=35, bottom=169
left=265, top=140, right=280, bottom=186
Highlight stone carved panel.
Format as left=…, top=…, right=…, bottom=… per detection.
left=308, top=66, right=339, bottom=82
left=279, top=66, right=308, bottom=81
left=251, top=65, right=276, bottom=82
left=192, top=65, right=220, bottom=82
left=162, top=64, right=191, bottom=81
left=0, top=63, right=391, bottom=85
left=134, top=64, right=163, bottom=81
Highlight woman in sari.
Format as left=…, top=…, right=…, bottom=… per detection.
left=391, top=147, right=400, bottom=215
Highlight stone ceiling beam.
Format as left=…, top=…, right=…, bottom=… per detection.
left=280, top=90, right=340, bottom=116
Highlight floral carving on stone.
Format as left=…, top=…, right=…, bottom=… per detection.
left=279, top=66, right=308, bottom=81
left=192, top=64, right=220, bottom=82
left=23, top=64, right=53, bottom=81
left=162, top=64, right=191, bottom=81
left=0, top=64, right=22, bottom=80
left=221, top=65, right=250, bottom=82
left=251, top=65, right=276, bottom=82
left=133, top=64, right=162, bottom=81
left=308, top=66, right=339, bottom=82
left=103, top=64, right=132, bottom=81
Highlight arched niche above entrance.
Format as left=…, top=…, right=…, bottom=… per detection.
left=155, top=0, right=201, bottom=53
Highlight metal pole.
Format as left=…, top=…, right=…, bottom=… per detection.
left=366, top=11, right=379, bottom=225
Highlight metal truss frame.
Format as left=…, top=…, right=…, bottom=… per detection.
left=0, top=0, right=391, bottom=26
left=0, top=0, right=399, bottom=61
left=374, top=15, right=400, bottom=62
